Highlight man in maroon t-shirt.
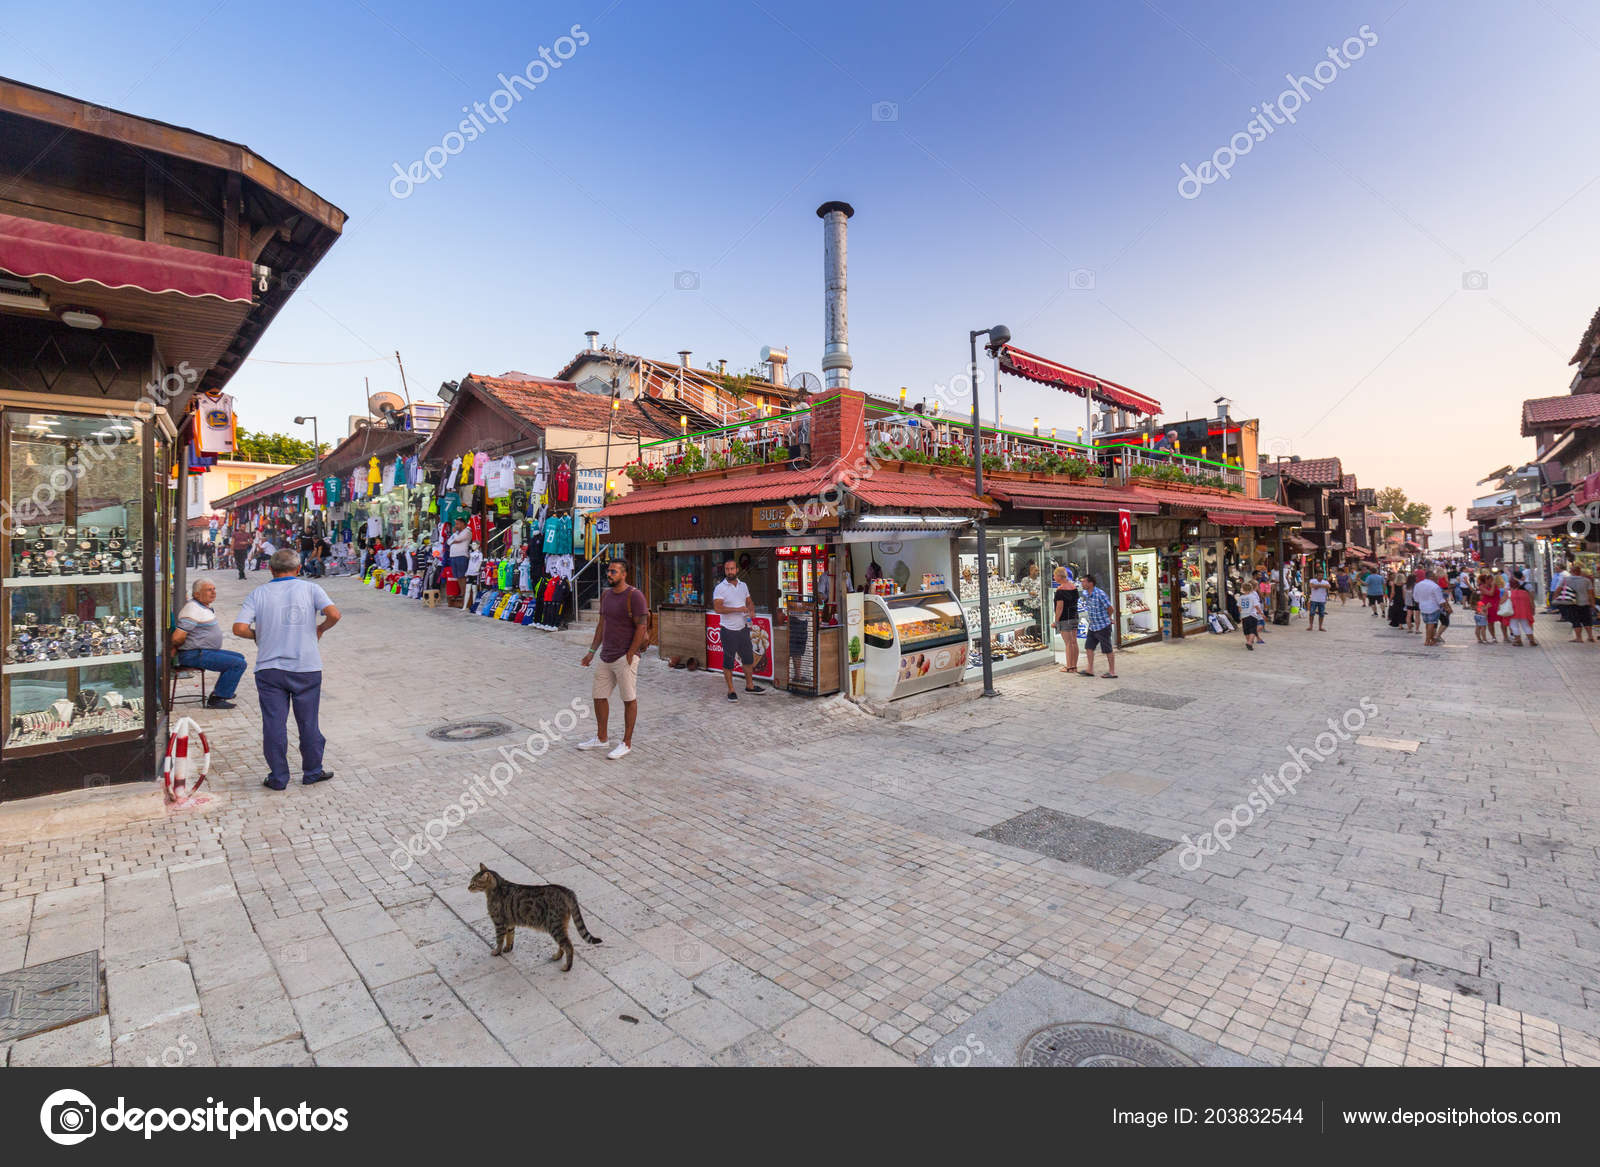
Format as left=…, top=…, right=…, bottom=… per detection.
left=578, top=558, right=649, bottom=759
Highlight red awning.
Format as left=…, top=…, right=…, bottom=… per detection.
left=996, top=344, right=1161, bottom=416
left=1205, top=509, right=1279, bottom=527
left=0, top=211, right=253, bottom=302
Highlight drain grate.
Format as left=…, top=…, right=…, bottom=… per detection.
left=0, top=951, right=102, bottom=1042
left=977, top=807, right=1173, bottom=876
left=427, top=720, right=513, bottom=742
left=1020, top=1022, right=1197, bottom=1067
left=1096, top=689, right=1194, bottom=710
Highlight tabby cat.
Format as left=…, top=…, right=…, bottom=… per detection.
left=467, top=864, right=602, bottom=971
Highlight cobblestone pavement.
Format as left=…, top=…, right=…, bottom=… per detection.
left=2, top=574, right=1597, bottom=1068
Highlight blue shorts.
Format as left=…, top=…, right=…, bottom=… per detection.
left=1084, top=626, right=1114, bottom=654
left=1423, top=610, right=1440, bottom=625
left=1309, top=600, right=1326, bottom=617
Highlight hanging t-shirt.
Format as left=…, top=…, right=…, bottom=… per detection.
left=486, top=455, right=515, bottom=499
left=393, top=458, right=408, bottom=486
left=194, top=390, right=237, bottom=454
left=310, top=482, right=327, bottom=506
left=473, top=454, right=489, bottom=487
left=365, top=515, right=381, bottom=538
left=323, top=475, right=342, bottom=506
left=553, top=462, right=572, bottom=503
left=368, top=456, right=381, bottom=487
left=460, top=451, right=475, bottom=488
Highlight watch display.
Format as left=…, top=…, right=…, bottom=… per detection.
left=3, top=410, right=148, bottom=749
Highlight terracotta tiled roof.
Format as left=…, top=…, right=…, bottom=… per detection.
left=1466, top=504, right=1513, bottom=521
left=851, top=471, right=995, bottom=512
left=1521, top=393, right=1600, bottom=436
left=1279, top=457, right=1343, bottom=486
left=1339, top=474, right=1357, bottom=491
left=469, top=374, right=680, bottom=440
left=985, top=480, right=1158, bottom=514
left=598, top=467, right=838, bottom=517
left=599, top=464, right=998, bottom=518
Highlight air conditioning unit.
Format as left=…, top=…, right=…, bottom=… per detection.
left=348, top=414, right=374, bottom=435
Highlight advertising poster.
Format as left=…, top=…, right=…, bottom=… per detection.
left=704, top=612, right=774, bottom=680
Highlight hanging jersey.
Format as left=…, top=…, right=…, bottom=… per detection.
left=194, top=391, right=237, bottom=454
left=553, top=462, right=572, bottom=503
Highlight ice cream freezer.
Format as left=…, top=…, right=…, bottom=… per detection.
left=860, top=589, right=968, bottom=702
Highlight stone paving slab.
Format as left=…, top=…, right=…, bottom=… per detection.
left=1, top=573, right=1598, bottom=1067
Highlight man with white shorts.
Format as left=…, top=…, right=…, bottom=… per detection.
left=579, top=558, right=648, bottom=759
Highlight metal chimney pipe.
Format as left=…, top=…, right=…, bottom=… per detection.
left=717, top=358, right=727, bottom=375
left=678, top=350, right=691, bottom=367
left=584, top=330, right=599, bottom=351
left=816, top=201, right=854, bottom=390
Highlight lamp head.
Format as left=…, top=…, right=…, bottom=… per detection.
left=294, top=416, right=307, bottom=425
left=988, top=324, right=1011, bottom=347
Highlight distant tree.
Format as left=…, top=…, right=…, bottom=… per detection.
left=229, top=429, right=327, bottom=464
left=1376, top=486, right=1431, bottom=527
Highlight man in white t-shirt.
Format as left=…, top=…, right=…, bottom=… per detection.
left=1306, top=575, right=1332, bottom=631
left=712, top=558, right=763, bottom=699
left=1236, top=586, right=1264, bottom=650
left=1413, top=573, right=1448, bottom=646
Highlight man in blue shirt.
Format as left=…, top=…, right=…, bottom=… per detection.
left=1076, top=572, right=1118, bottom=679
left=1364, top=568, right=1386, bottom=615
left=233, top=548, right=342, bottom=790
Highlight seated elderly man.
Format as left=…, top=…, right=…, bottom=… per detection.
left=173, top=578, right=246, bottom=709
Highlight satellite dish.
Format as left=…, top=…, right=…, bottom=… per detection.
left=368, top=390, right=405, bottom=417
left=791, top=372, right=821, bottom=394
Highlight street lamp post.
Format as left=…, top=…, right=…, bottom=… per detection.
left=969, top=323, right=1011, bottom=698
left=294, top=415, right=320, bottom=467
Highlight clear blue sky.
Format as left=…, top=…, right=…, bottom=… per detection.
left=6, top=0, right=1597, bottom=532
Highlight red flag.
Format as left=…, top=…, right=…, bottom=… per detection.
left=1117, top=509, right=1132, bottom=551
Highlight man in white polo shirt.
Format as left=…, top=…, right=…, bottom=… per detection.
left=713, top=558, right=763, bottom=700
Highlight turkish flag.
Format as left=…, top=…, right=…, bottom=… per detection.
left=1118, top=509, right=1132, bottom=551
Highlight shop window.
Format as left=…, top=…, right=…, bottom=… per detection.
left=3, top=412, right=147, bottom=750
left=653, top=552, right=705, bottom=607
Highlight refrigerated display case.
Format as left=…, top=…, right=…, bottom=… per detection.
left=1117, top=547, right=1160, bottom=646
left=861, top=589, right=968, bottom=701
left=777, top=544, right=822, bottom=600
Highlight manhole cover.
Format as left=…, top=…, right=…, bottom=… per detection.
left=1096, top=689, right=1194, bottom=710
left=427, top=720, right=513, bottom=742
left=978, top=807, right=1174, bottom=876
left=0, top=951, right=102, bottom=1041
left=1020, top=1022, right=1196, bottom=1067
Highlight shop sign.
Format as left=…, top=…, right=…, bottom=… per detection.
left=753, top=501, right=839, bottom=532
left=574, top=468, right=606, bottom=513
left=705, top=612, right=774, bottom=680
left=1039, top=510, right=1102, bottom=529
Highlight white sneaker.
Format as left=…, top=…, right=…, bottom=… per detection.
left=607, top=742, right=632, bottom=760
left=577, top=737, right=608, bottom=751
